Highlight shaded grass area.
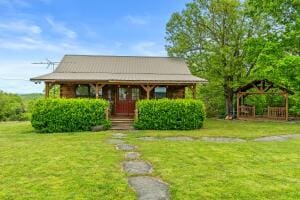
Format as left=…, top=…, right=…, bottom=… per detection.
left=129, top=139, right=300, bottom=200
left=0, top=122, right=135, bottom=200
left=130, top=119, right=300, bottom=139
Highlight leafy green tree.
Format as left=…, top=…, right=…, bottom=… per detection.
left=245, top=0, right=300, bottom=114
left=166, top=0, right=252, bottom=117
left=0, top=91, right=26, bottom=121
left=166, top=0, right=299, bottom=117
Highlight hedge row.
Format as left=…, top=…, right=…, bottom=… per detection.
left=134, top=99, right=205, bottom=130
left=31, top=98, right=110, bottom=133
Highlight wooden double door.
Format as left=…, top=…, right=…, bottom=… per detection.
left=115, top=87, right=140, bottom=115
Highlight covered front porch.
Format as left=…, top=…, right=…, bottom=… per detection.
left=45, top=82, right=197, bottom=116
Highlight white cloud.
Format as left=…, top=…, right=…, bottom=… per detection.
left=125, top=15, right=149, bottom=25
left=0, top=20, right=42, bottom=34
left=45, top=16, right=77, bottom=39
left=131, top=41, right=166, bottom=56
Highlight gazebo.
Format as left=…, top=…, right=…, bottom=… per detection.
left=235, top=79, right=294, bottom=121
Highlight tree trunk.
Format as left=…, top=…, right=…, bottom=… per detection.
left=224, top=77, right=234, bottom=118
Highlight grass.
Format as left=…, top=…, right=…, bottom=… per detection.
left=126, top=119, right=300, bottom=199
left=0, top=122, right=135, bottom=200
left=130, top=118, right=300, bottom=139
left=0, top=119, right=300, bottom=199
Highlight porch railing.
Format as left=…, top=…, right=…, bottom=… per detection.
left=238, top=105, right=255, bottom=118
left=268, top=106, right=286, bottom=119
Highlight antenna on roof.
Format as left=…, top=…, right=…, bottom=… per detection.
left=32, top=58, right=60, bottom=71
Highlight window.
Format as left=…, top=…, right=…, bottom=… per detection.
left=76, top=85, right=90, bottom=97
left=119, top=88, right=128, bottom=100
left=154, top=87, right=167, bottom=99
left=76, top=84, right=99, bottom=98
left=132, top=88, right=140, bottom=100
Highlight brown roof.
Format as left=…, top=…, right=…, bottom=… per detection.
left=31, top=55, right=207, bottom=83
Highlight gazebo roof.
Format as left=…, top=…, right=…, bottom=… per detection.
left=235, top=79, right=294, bottom=95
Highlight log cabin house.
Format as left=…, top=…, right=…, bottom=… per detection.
left=31, top=55, right=207, bottom=118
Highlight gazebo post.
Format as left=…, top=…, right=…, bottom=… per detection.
left=236, top=92, right=240, bottom=119
left=285, top=92, right=289, bottom=121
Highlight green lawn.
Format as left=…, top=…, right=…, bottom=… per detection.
left=126, top=119, right=300, bottom=199
left=0, top=119, right=300, bottom=199
left=130, top=118, right=300, bottom=139
left=0, top=122, right=135, bottom=200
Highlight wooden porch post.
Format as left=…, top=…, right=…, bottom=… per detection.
left=192, top=84, right=196, bottom=99
left=95, top=84, right=99, bottom=99
left=90, top=84, right=106, bottom=99
left=141, top=85, right=155, bottom=99
left=188, top=84, right=196, bottom=99
left=45, top=82, right=50, bottom=98
left=45, top=82, right=55, bottom=98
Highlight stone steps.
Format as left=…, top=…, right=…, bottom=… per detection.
left=110, top=117, right=134, bottom=130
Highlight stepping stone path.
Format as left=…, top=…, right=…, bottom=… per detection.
left=164, top=136, right=194, bottom=141
left=139, top=136, right=159, bottom=141
left=129, top=176, right=170, bottom=200
left=107, top=132, right=170, bottom=200
left=202, top=137, right=246, bottom=143
left=123, top=161, right=152, bottom=174
left=112, top=133, right=127, bottom=139
left=125, top=152, right=140, bottom=160
left=137, top=135, right=300, bottom=143
left=116, top=144, right=135, bottom=151
left=107, top=139, right=124, bottom=144
left=253, top=134, right=300, bottom=142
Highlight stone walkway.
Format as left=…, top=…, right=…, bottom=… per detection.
left=108, top=133, right=170, bottom=200
left=107, top=133, right=300, bottom=199
left=138, top=134, right=300, bottom=143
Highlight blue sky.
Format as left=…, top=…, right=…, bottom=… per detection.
left=0, top=0, right=189, bottom=93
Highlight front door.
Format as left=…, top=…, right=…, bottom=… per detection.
left=115, top=87, right=139, bottom=115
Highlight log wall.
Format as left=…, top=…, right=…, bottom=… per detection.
left=60, top=84, right=76, bottom=98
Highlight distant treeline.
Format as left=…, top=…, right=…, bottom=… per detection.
left=0, top=91, right=43, bottom=121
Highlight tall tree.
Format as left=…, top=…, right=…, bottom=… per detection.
left=245, top=0, right=300, bottom=114
left=166, top=0, right=299, bottom=117
left=166, top=0, right=251, bottom=117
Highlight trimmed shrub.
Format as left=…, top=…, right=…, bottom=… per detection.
left=31, top=98, right=110, bottom=133
left=134, top=99, right=205, bottom=130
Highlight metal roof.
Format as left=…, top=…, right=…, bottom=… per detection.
left=31, top=55, right=207, bottom=83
